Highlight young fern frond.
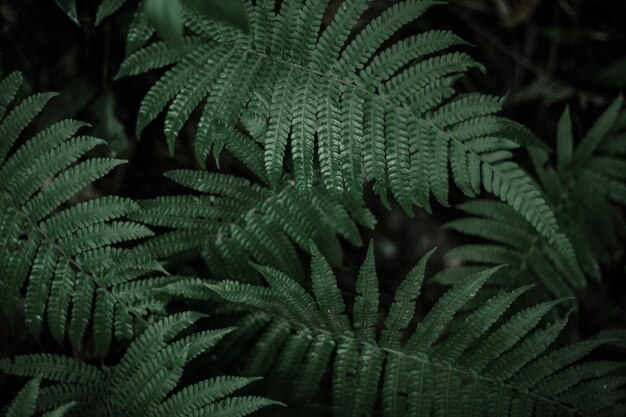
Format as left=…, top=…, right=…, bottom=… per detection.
left=131, top=168, right=375, bottom=281
left=207, top=242, right=625, bottom=417
left=436, top=97, right=626, bottom=305
left=0, top=313, right=280, bottom=417
left=118, top=0, right=573, bottom=260
left=0, top=73, right=185, bottom=353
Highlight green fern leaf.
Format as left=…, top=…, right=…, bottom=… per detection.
left=131, top=168, right=374, bottom=281
left=0, top=73, right=182, bottom=349
left=5, top=376, right=42, bottom=417
left=95, top=0, right=127, bottom=25
left=120, top=0, right=572, bottom=262
left=1, top=315, right=279, bottom=417
left=208, top=241, right=623, bottom=416
left=438, top=99, right=626, bottom=307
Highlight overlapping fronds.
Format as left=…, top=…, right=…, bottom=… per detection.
left=118, top=0, right=574, bottom=258
left=436, top=97, right=626, bottom=304
left=5, top=5, right=625, bottom=417
left=0, top=313, right=279, bottom=417
left=208, top=243, right=626, bottom=417
left=131, top=168, right=375, bottom=282
left=0, top=72, right=184, bottom=353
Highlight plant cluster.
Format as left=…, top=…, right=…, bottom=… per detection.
left=1, top=1, right=625, bottom=416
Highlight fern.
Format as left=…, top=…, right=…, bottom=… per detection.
left=1, top=313, right=280, bottom=417
left=0, top=73, right=187, bottom=353
left=436, top=97, right=626, bottom=304
left=4, top=5, right=626, bottom=417
left=1, top=376, right=75, bottom=417
left=118, top=0, right=574, bottom=259
left=95, top=0, right=129, bottom=25
left=0, top=71, right=372, bottom=356
left=52, top=0, right=159, bottom=58
left=207, top=243, right=625, bottom=416
left=130, top=167, right=375, bottom=281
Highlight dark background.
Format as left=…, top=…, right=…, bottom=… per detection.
left=1, top=0, right=625, bottom=410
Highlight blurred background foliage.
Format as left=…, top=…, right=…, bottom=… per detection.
left=1, top=0, right=624, bottom=408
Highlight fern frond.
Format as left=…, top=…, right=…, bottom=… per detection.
left=126, top=2, right=155, bottom=55
left=437, top=98, right=626, bottom=305
left=95, top=0, right=127, bottom=25
left=0, top=72, right=24, bottom=118
left=5, top=376, right=42, bottom=417
left=1, top=372, right=75, bottom=417
left=0, top=73, right=184, bottom=352
left=131, top=168, right=374, bottom=281
left=0, top=355, right=104, bottom=383
left=208, top=242, right=625, bottom=416
left=120, top=0, right=573, bottom=260
left=1, top=314, right=280, bottom=417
